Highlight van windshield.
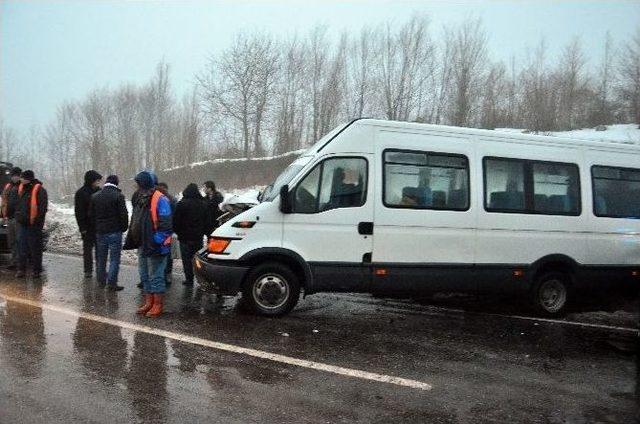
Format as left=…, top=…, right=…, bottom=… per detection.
left=264, top=156, right=313, bottom=202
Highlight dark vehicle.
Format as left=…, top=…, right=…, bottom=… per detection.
left=0, top=161, right=13, bottom=253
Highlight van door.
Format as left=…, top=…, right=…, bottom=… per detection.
left=282, top=154, right=374, bottom=293
left=371, top=132, right=477, bottom=294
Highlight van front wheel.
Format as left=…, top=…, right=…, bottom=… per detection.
left=531, top=272, right=570, bottom=317
left=242, top=262, right=300, bottom=316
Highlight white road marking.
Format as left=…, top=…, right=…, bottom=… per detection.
left=334, top=294, right=639, bottom=335
left=0, top=293, right=432, bottom=391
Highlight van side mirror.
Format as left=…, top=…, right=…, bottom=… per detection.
left=279, top=184, right=292, bottom=214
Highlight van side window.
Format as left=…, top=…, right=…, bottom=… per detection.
left=384, top=150, right=469, bottom=211
left=484, top=159, right=526, bottom=212
left=592, top=165, right=640, bottom=218
left=533, top=163, right=580, bottom=214
left=484, top=157, right=581, bottom=216
left=293, top=157, right=367, bottom=214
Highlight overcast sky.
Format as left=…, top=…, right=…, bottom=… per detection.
left=2, top=0, right=639, bottom=134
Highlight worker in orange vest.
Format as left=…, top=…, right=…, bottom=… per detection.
left=1, top=166, right=22, bottom=270
left=124, top=171, right=172, bottom=317
left=15, top=170, right=48, bottom=279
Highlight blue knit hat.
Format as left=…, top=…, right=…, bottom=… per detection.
left=134, top=171, right=157, bottom=190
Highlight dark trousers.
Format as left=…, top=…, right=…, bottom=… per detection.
left=18, top=224, right=44, bottom=273
left=165, top=252, right=173, bottom=275
left=7, top=218, right=19, bottom=266
left=179, top=240, right=202, bottom=283
left=81, top=232, right=96, bottom=274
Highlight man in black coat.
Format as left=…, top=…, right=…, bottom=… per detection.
left=156, top=182, right=176, bottom=284
left=75, top=170, right=102, bottom=278
left=173, top=183, right=208, bottom=285
left=203, top=180, right=224, bottom=236
left=91, top=175, right=128, bottom=291
left=15, top=170, right=48, bottom=278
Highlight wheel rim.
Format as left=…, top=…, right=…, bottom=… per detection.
left=252, top=273, right=290, bottom=310
left=539, top=279, right=567, bottom=313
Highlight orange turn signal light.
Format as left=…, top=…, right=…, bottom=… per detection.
left=208, top=238, right=231, bottom=254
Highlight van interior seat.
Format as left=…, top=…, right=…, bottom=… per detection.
left=448, top=189, right=467, bottom=209
left=594, top=195, right=608, bottom=215
left=432, top=190, right=446, bottom=207
left=534, top=194, right=548, bottom=211
left=402, top=186, right=432, bottom=206
left=490, top=191, right=524, bottom=210
left=547, top=195, right=570, bottom=213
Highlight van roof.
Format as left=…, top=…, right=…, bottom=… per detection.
left=352, top=118, right=640, bottom=153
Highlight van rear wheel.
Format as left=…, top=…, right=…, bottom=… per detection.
left=531, top=271, right=570, bottom=317
left=242, top=262, right=300, bottom=316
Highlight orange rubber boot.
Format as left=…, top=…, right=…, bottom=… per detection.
left=146, top=294, right=163, bottom=318
left=137, top=294, right=154, bottom=315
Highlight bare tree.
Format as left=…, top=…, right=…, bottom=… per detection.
left=480, top=62, right=509, bottom=129
left=520, top=39, right=557, bottom=132
left=274, top=35, right=307, bottom=154
left=590, top=32, right=616, bottom=126
left=378, top=15, right=434, bottom=122
left=447, top=18, right=488, bottom=127
left=618, top=27, right=640, bottom=126
left=198, top=33, right=279, bottom=157
left=345, top=26, right=377, bottom=119
left=178, top=89, right=202, bottom=165
left=557, top=37, right=588, bottom=130
left=0, top=118, right=17, bottom=162
left=113, top=85, right=140, bottom=177
left=81, top=89, right=111, bottom=171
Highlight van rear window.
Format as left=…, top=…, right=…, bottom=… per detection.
left=484, top=157, right=581, bottom=216
left=592, top=165, right=640, bottom=218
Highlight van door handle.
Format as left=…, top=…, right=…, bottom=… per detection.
left=358, top=222, right=374, bottom=235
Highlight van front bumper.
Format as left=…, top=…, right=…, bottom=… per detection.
left=193, top=252, right=249, bottom=295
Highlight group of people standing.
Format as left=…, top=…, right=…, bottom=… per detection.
left=74, top=169, right=223, bottom=318
left=1, top=167, right=49, bottom=279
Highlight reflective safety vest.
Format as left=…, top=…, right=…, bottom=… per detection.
left=150, top=190, right=172, bottom=246
left=28, top=184, right=42, bottom=225
left=17, top=183, right=42, bottom=225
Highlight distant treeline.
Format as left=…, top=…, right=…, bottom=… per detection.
left=1, top=15, right=639, bottom=197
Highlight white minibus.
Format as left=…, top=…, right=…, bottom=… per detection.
left=194, top=119, right=640, bottom=316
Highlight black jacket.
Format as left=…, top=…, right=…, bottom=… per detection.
left=1, top=181, right=20, bottom=219
left=204, top=191, right=224, bottom=235
left=75, top=171, right=102, bottom=234
left=174, top=184, right=208, bottom=243
left=90, top=184, right=128, bottom=235
left=15, top=179, right=48, bottom=228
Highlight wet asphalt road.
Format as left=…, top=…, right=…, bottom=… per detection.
left=0, top=253, right=638, bottom=424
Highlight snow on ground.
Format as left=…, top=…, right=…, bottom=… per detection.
left=495, top=124, right=640, bottom=144
left=47, top=202, right=139, bottom=264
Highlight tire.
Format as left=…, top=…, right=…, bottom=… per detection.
left=530, top=271, right=570, bottom=317
left=242, top=262, right=300, bottom=317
